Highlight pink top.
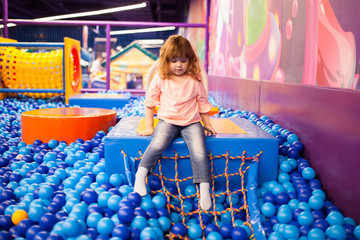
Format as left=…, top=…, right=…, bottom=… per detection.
left=144, top=73, right=213, bottom=126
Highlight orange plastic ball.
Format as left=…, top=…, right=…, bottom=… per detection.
left=12, top=210, right=29, bottom=225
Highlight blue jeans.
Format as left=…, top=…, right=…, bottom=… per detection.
left=138, top=120, right=210, bottom=183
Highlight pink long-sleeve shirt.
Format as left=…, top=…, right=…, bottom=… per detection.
left=144, top=73, right=213, bottom=126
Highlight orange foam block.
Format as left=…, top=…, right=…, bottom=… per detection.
left=21, top=108, right=117, bottom=144
left=154, top=106, right=219, bottom=116
left=136, top=118, right=247, bottom=134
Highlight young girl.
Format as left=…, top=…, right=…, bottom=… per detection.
left=134, top=35, right=216, bottom=210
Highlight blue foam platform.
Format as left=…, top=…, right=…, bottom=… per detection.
left=105, top=117, right=278, bottom=189
left=69, top=93, right=131, bottom=109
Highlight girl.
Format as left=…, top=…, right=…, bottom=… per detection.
left=134, top=35, right=216, bottom=210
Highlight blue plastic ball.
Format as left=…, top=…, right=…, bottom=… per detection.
left=326, top=211, right=344, bottom=226
left=157, top=216, right=171, bottom=232
left=140, top=227, right=159, bottom=239
left=268, top=232, right=285, bottom=240
left=261, top=202, right=276, bottom=217
left=301, top=167, right=316, bottom=180
left=280, top=161, right=293, bottom=173
left=298, top=211, right=314, bottom=226
left=62, top=218, right=81, bottom=237
left=277, top=209, right=293, bottom=224
left=184, top=185, right=197, bottom=196
left=308, top=195, right=324, bottom=210
left=188, top=224, right=203, bottom=239
left=207, top=231, right=223, bottom=240
left=353, top=225, right=360, bottom=239
left=28, top=204, right=47, bottom=222
left=287, top=134, right=299, bottom=144
left=86, top=212, right=102, bottom=228
left=282, top=224, right=299, bottom=239
left=325, top=225, right=347, bottom=240
left=308, top=228, right=326, bottom=240
left=151, top=194, right=166, bottom=209
left=96, top=217, right=114, bottom=236
left=107, top=195, right=121, bottom=212
left=131, top=216, right=147, bottom=230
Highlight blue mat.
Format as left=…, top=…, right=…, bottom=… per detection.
left=69, top=93, right=131, bottom=109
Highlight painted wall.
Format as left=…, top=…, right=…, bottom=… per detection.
left=187, top=0, right=360, bottom=222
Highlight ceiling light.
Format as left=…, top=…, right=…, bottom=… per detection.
left=0, top=23, right=16, bottom=29
left=133, top=39, right=164, bottom=45
left=1, top=2, right=147, bottom=29
left=110, top=26, right=176, bottom=35
left=34, top=2, right=147, bottom=21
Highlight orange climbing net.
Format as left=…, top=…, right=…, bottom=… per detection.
left=131, top=150, right=263, bottom=240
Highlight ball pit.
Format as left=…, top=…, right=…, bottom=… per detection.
left=0, top=95, right=359, bottom=240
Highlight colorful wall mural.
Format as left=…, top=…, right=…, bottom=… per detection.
left=187, top=0, right=360, bottom=90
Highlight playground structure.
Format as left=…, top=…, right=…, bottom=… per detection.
left=90, top=43, right=157, bottom=90
left=0, top=37, right=82, bottom=103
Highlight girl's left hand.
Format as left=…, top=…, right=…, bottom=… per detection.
left=203, top=125, right=217, bottom=136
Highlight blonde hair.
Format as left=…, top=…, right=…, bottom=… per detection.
left=158, top=35, right=201, bottom=81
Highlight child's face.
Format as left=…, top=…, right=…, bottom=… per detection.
left=169, top=56, right=189, bottom=76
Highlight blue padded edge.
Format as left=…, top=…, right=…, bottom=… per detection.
left=69, top=93, right=131, bottom=109
left=246, top=161, right=266, bottom=240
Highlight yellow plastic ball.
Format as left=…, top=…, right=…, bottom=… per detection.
left=12, top=209, right=29, bottom=225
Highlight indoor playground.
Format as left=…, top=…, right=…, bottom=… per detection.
left=0, top=0, right=360, bottom=240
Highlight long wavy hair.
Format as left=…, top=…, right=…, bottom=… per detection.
left=158, top=35, right=201, bottom=81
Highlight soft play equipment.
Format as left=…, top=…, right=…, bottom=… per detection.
left=104, top=116, right=277, bottom=239
left=105, top=117, right=278, bottom=187
left=92, top=43, right=157, bottom=90
left=0, top=37, right=82, bottom=103
left=21, top=107, right=117, bottom=144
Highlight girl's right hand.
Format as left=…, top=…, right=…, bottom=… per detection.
left=138, top=127, right=155, bottom=136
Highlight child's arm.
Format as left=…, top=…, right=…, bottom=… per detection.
left=200, top=112, right=217, bottom=136
left=138, top=106, right=155, bottom=136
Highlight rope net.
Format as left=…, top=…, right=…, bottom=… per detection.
left=0, top=46, right=63, bottom=98
left=131, top=150, right=263, bottom=240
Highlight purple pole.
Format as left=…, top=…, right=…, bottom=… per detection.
left=7, top=19, right=206, bottom=28
left=205, top=0, right=211, bottom=73
left=106, top=24, right=111, bottom=91
left=3, top=0, right=8, bottom=37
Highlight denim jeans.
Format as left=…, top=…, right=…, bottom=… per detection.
left=138, top=120, right=210, bottom=183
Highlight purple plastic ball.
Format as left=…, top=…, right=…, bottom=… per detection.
left=275, top=192, right=290, bottom=205
left=112, top=224, right=130, bottom=239
left=220, top=223, right=234, bottom=239
left=232, top=227, right=248, bottom=240
left=118, top=207, right=135, bottom=224
left=204, top=223, right=220, bottom=236
left=127, top=192, right=142, bottom=207
left=171, top=223, right=187, bottom=236
left=39, top=213, right=57, bottom=231
left=81, top=189, right=98, bottom=205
